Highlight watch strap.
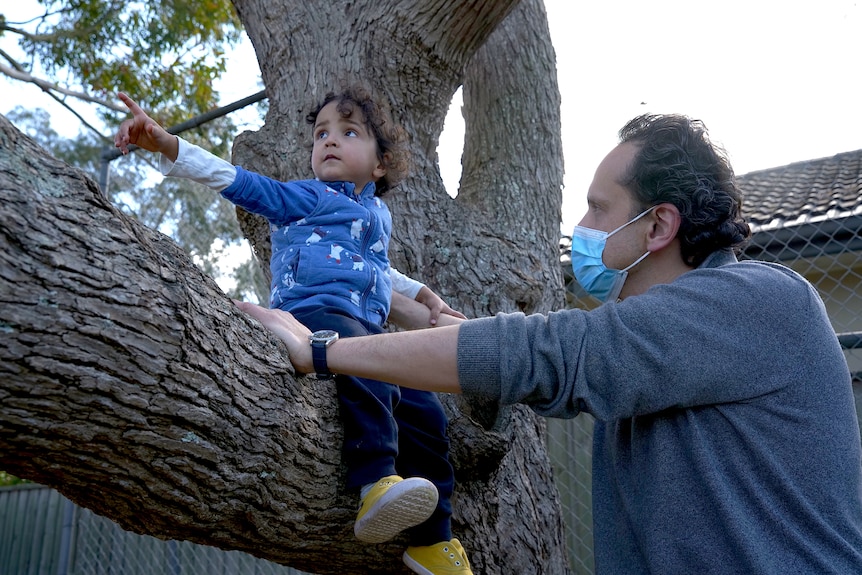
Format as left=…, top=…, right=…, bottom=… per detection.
left=311, top=340, right=333, bottom=379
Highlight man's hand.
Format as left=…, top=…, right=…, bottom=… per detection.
left=236, top=298, right=463, bottom=393
left=414, top=286, right=467, bottom=326
left=114, top=93, right=179, bottom=161
left=233, top=300, right=315, bottom=374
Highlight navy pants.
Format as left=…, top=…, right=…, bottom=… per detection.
left=291, top=306, right=454, bottom=545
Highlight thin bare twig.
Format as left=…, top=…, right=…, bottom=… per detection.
left=0, top=62, right=126, bottom=113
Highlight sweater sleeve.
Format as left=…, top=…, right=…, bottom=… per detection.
left=457, top=311, right=586, bottom=418
left=456, top=259, right=822, bottom=421
left=390, top=267, right=425, bottom=299
left=159, top=137, right=237, bottom=192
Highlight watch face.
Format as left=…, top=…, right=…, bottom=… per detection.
left=309, top=329, right=339, bottom=344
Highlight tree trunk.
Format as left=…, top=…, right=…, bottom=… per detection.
left=0, top=0, right=571, bottom=573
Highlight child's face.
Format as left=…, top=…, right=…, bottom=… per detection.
left=311, top=101, right=385, bottom=191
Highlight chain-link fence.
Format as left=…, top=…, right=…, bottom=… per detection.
left=70, top=505, right=301, bottom=575
left=0, top=484, right=304, bottom=575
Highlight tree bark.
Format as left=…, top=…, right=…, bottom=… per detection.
left=0, top=0, right=571, bottom=573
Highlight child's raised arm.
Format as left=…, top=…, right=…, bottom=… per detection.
left=114, top=93, right=179, bottom=161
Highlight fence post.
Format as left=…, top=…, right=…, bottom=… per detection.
left=56, top=498, right=76, bottom=575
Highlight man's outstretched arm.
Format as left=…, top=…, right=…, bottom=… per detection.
left=234, top=301, right=463, bottom=394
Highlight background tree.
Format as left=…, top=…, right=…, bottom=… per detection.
left=0, top=0, right=241, bottom=126
left=1, top=1, right=269, bottom=302
left=0, top=0, right=572, bottom=573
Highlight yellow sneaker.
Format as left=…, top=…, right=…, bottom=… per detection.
left=403, top=538, right=473, bottom=575
left=354, top=475, right=438, bottom=543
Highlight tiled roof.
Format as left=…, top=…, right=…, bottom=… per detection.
left=737, top=149, right=862, bottom=232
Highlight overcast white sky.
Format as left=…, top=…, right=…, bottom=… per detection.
left=3, top=0, right=861, bottom=231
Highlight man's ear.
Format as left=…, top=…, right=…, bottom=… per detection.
left=646, top=203, right=682, bottom=252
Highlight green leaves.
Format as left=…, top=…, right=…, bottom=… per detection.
left=2, top=1, right=268, bottom=306
left=9, top=0, right=242, bottom=124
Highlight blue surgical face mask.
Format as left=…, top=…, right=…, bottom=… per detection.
left=570, top=206, right=655, bottom=303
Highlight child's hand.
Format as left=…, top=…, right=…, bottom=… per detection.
left=114, top=93, right=179, bottom=161
left=415, top=286, right=467, bottom=326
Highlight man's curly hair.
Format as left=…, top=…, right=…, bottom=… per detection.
left=618, top=114, right=751, bottom=267
left=306, top=86, right=409, bottom=196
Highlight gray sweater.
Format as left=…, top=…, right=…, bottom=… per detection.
left=457, top=250, right=862, bottom=574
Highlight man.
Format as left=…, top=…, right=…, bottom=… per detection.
left=237, top=114, right=862, bottom=573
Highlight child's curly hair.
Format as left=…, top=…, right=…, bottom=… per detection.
left=306, top=86, right=410, bottom=196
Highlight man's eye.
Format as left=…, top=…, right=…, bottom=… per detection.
left=345, top=130, right=357, bottom=137
left=316, top=130, right=328, bottom=140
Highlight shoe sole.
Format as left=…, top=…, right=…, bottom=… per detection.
left=403, top=543, right=471, bottom=575
left=402, top=552, right=437, bottom=575
left=354, top=478, right=439, bottom=543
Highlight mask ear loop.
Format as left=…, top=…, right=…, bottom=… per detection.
left=621, top=249, right=650, bottom=273
left=607, top=205, right=657, bottom=238
left=607, top=207, right=656, bottom=302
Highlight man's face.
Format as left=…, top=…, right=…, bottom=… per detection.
left=311, top=101, right=385, bottom=192
left=577, top=142, right=649, bottom=271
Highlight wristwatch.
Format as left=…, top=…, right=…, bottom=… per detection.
left=308, top=329, right=339, bottom=379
